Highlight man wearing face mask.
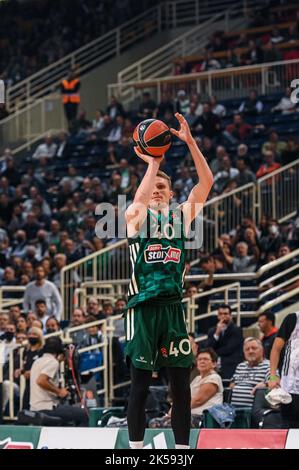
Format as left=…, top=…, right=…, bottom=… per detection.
left=21, top=327, right=44, bottom=410
left=10, top=230, right=28, bottom=259
left=1, top=323, right=20, bottom=415
left=260, top=219, right=283, bottom=260
left=36, top=230, right=49, bottom=261
left=1, top=322, right=16, bottom=362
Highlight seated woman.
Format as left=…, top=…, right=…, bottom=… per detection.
left=149, top=347, right=223, bottom=428
left=191, top=348, right=223, bottom=417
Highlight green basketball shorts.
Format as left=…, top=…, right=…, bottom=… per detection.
left=124, top=300, right=193, bottom=371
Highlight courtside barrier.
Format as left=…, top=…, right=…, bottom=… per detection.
left=0, top=426, right=298, bottom=449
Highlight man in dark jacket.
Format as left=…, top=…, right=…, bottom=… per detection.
left=205, top=304, right=243, bottom=380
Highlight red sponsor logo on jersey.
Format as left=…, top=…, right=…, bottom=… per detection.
left=148, top=244, right=162, bottom=251
left=144, top=245, right=181, bottom=264
left=161, top=347, right=168, bottom=358
left=164, top=247, right=181, bottom=263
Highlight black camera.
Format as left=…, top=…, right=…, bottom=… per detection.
left=62, top=343, right=81, bottom=405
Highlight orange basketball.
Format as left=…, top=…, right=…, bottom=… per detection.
left=133, top=119, right=172, bottom=157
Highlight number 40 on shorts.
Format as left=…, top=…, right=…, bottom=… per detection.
left=169, top=338, right=191, bottom=357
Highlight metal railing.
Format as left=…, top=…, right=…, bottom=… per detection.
left=0, top=159, right=297, bottom=318
left=106, top=315, right=129, bottom=404
left=0, top=287, right=26, bottom=313
left=162, top=0, right=261, bottom=28
left=109, top=58, right=299, bottom=107
left=66, top=319, right=109, bottom=407
left=58, top=159, right=299, bottom=317
left=256, top=159, right=299, bottom=222
left=5, top=0, right=249, bottom=112
left=5, top=6, right=164, bottom=113
left=115, top=9, right=247, bottom=105
left=201, top=183, right=256, bottom=256
left=186, top=282, right=241, bottom=332
left=0, top=94, right=64, bottom=153
left=257, top=287, right=299, bottom=315
left=1, top=320, right=109, bottom=420
left=0, top=1, right=258, bottom=151
left=60, top=240, right=130, bottom=320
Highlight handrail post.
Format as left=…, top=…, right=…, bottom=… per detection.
left=224, top=286, right=229, bottom=304
left=208, top=72, right=212, bottom=97
left=19, top=347, right=25, bottom=411
left=103, top=321, right=109, bottom=408
left=272, top=175, right=276, bottom=219
left=236, top=283, right=241, bottom=327
left=41, top=97, right=46, bottom=134
left=26, top=100, right=30, bottom=149
left=252, top=184, right=256, bottom=224
left=26, top=80, right=30, bottom=108
left=157, top=81, right=161, bottom=106
left=108, top=318, right=114, bottom=405
left=214, top=201, right=219, bottom=251
left=93, top=256, right=97, bottom=299
left=257, top=180, right=262, bottom=224
left=261, top=66, right=266, bottom=95
left=9, top=350, right=14, bottom=419
left=71, top=54, right=76, bottom=69
left=61, top=268, right=65, bottom=321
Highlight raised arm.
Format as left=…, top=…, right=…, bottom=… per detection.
left=170, top=113, right=214, bottom=233
left=125, top=148, right=163, bottom=237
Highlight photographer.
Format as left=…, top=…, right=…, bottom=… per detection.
left=30, top=337, right=88, bottom=426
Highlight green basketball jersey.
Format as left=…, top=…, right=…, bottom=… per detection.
left=127, top=208, right=186, bottom=308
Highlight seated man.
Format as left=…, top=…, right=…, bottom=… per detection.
left=230, top=337, right=270, bottom=410
left=30, top=337, right=88, bottom=426
left=205, top=304, right=243, bottom=380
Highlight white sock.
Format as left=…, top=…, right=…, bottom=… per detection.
left=175, top=444, right=190, bottom=449
left=129, top=440, right=144, bottom=449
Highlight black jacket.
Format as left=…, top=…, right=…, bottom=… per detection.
left=205, top=321, right=243, bottom=380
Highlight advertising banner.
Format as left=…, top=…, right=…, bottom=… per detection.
left=197, top=429, right=288, bottom=449
left=37, top=427, right=119, bottom=449
left=115, top=429, right=200, bottom=449
left=0, top=426, right=41, bottom=449
left=285, top=430, right=299, bottom=449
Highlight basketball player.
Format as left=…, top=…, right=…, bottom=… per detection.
left=125, top=112, right=213, bottom=449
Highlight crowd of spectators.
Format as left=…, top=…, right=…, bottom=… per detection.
left=149, top=313, right=288, bottom=430
left=0, top=85, right=298, bottom=309
left=0, top=0, right=158, bottom=87
left=0, top=295, right=127, bottom=414
left=174, top=6, right=299, bottom=75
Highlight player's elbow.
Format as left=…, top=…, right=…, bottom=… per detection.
left=206, top=171, right=214, bottom=188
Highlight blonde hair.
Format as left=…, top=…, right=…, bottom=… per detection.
left=156, top=170, right=172, bottom=188
left=28, top=326, right=45, bottom=349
